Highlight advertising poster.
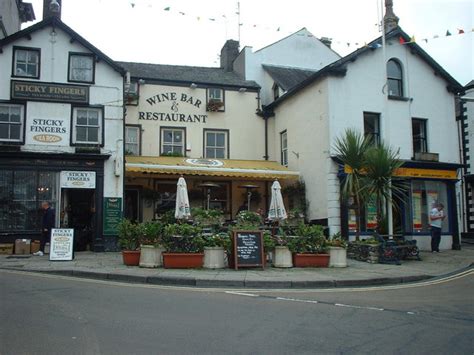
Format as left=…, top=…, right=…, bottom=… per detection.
left=366, top=196, right=377, bottom=230
left=412, top=190, right=422, bottom=230
left=49, top=228, right=74, bottom=261
left=348, top=209, right=357, bottom=231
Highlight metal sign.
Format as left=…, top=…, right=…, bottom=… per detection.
left=60, top=171, right=96, bottom=189
left=49, top=228, right=74, bottom=261
left=11, top=80, right=89, bottom=103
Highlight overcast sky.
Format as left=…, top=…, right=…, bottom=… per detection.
left=26, top=0, right=473, bottom=85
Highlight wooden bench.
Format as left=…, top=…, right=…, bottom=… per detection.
left=376, top=234, right=421, bottom=265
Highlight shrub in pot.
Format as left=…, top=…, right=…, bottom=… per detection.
left=327, top=232, right=348, bottom=268
left=162, top=223, right=205, bottom=268
left=202, top=232, right=230, bottom=269
left=139, top=221, right=165, bottom=268
left=288, top=224, right=329, bottom=267
left=192, top=208, right=224, bottom=231
left=271, top=229, right=293, bottom=268
left=235, top=211, right=262, bottom=230
left=117, top=219, right=141, bottom=266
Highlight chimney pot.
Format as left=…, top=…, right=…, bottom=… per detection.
left=43, top=0, right=62, bottom=20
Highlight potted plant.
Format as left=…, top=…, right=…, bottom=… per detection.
left=327, top=232, right=348, bottom=268
left=202, top=232, right=230, bottom=269
left=192, top=208, right=224, bottom=230
left=162, top=223, right=205, bottom=268
left=235, top=210, right=262, bottom=230
left=117, top=219, right=141, bottom=266
left=288, top=224, right=329, bottom=267
left=272, top=229, right=293, bottom=268
left=139, top=221, right=165, bottom=268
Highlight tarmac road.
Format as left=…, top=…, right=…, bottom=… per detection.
left=1, top=269, right=473, bottom=355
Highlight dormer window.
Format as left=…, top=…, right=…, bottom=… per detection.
left=13, top=47, right=40, bottom=79
left=206, top=88, right=225, bottom=112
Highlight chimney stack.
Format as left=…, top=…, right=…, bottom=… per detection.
left=383, top=0, right=399, bottom=33
left=220, top=40, right=239, bottom=72
left=320, top=37, right=332, bottom=48
left=43, top=0, right=62, bottom=20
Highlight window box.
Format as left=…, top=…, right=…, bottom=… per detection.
left=206, top=99, right=224, bottom=112
left=206, top=88, right=225, bottom=112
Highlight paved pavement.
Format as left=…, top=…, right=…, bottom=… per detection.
left=1, top=246, right=473, bottom=288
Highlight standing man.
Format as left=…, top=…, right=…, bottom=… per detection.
left=34, top=201, right=55, bottom=256
left=429, top=202, right=445, bottom=253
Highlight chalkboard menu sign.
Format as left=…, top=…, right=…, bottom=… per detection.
left=103, top=197, right=122, bottom=235
left=232, top=230, right=264, bottom=270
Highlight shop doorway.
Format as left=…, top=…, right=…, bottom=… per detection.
left=60, top=189, right=96, bottom=251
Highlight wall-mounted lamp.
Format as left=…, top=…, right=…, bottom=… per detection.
left=190, top=83, right=198, bottom=89
left=238, top=87, right=247, bottom=93
left=138, top=79, right=145, bottom=85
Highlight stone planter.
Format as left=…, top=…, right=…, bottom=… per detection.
left=122, top=250, right=141, bottom=266
left=139, top=245, right=165, bottom=268
left=329, top=247, right=347, bottom=268
left=293, top=253, right=330, bottom=267
left=203, top=247, right=225, bottom=269
left=162, top=253, right=204, bottom=269
left=273, top=246, right=293, bottom=268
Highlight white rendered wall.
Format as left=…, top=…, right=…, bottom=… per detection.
left=0, top=0, right=22, bottom=38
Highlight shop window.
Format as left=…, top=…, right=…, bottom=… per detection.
left=72, top=107, right=103, bottom=145
left=410, top=180, right=449, bottom=233
left=347, top=195, right=378, bottom=234
left=280, top=130, right=288, bottom=166
left=161, top=127, right=185, bottom=156
left=125, top=125, right=140, bottom=155
left=13, top=47, right=40, bottom=78
left=0, top=170, right=58, bottom=232
left=206, top=88, right=225, bottom=112
left=204, top=130, right=228, bottom=159
left=68, top=53, right=95, bottom=83
left=363, top=112, right=380, bottom=146
left=412, top=118, right=428, bottom=154
left=387, top=59, right=403, bottom=97
left=0, top=104, right=24, bottom=143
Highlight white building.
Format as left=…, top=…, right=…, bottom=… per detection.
left=263, top=22, right=464, bottom=250
left=0, top=8, right=125, bottom=251
left=0, top=0, right=35, bottom=39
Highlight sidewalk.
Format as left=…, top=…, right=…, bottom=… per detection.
left=1, top=247, right=473, bottom=288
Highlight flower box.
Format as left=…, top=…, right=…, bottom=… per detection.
left=162, top=252, right=204, bottom=269
left=122, top=250, right=141, bottom=266
left=293, top=253, right=329, bottom=267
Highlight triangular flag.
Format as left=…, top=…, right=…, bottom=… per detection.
left=433, top=34, right=439, bottom=39
left=409, top=35, right=416, bottom=43
left=277, top=27, right=280, bottom=31
left=179, top=12, right=185, bottom=15
left=422, top=38, right=428, bottom=43
left=399, top=36, right=406, bottom=44
left=209, top=18, right=215, bottom=21
left=130, top=2, right=135, bottom=8
left=446, top=30, right=451, bottom=36
left=164, top=7, right=170, bottom=11
left=458, top=29, right=465, bottom=34
left=346, top=42, right=350, bottom=47
left=197, top=16, right=200, bottom=21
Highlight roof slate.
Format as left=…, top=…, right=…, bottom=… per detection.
left=118, top=61, right=260, bottom=89
left=262, top=65, right=316, bottom=91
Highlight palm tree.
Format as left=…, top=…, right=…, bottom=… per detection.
left=333, top=129, right=371, bottom=240
left=362, top=143, right=404, bottom=234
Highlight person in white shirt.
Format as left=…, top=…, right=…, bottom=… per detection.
left=429, top=202, right=445, bottom=252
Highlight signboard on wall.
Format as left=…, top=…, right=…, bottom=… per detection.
left=26, top=117, right=70, bottom=145
left=103, top=197, right=122, bottom=235
left=412, top=190, right=423, bottom=230
left=60, top=171, right=96, bottom=189
left=11, top=80, right=89, bottom=103
left=49, top=228, right=74, bottom=261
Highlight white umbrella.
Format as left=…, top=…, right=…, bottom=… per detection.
left=268, top=180, right=287, bottom=221
left=175, top=177, right=191, bottom=220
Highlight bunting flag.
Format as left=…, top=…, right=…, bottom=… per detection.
left=409, top=35, right=416, bottom=43
left=446, top=30, right=452, bottom=36
left=458, top=29, right=465, bottom=34
left=164, top=7, right=170, bottom=11
left=399, top=36, right=406, bottom=44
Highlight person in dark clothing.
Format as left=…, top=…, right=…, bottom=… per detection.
left=34, top=201, right=55, bottom=256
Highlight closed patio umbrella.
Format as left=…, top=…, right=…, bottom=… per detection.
left=268, top=180, right=287, bottom=222
left=175, top=177, right=191, bottom=220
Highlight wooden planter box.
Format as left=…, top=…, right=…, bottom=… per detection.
left=162, top=253, right=204, bottom=269
left=122, top=250, right=141, bottom=266
left=293, top=253, right=330, bottom=267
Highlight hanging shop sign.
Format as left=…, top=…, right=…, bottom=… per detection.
left=49, top=228, right=74, bottom=261
left=139, top=91, right=208, bottom=123
left=60, top=171, right=96, bottom=189
left=103, top=197, right=122, bottom=235
left=11, top=80, right=89, bottom=103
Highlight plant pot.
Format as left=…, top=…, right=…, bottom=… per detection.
left=203, top=247, right=225, bottom=269
left=329, top=247, right=347, bottom=268
left=139, top=245, right=165, bottom=268
left=273, top=246, right=293, bottom=268
left=122, top=250, right=141, bottom=266
left=162, top=252, right=204, bottom=269
left=293, top=253, right=330, bottom=267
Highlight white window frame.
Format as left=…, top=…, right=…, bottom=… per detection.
left=0, top=103, right=24, bottom=143
left=13, top=47, right=40, bottom=78
left=69, top=53, right=95, bottom=83
left=72, top=107, right=103, bottom=145
left=125, top=125, right=140, bottom=155
left=281, top=130, right=288, bottom=166
left=204, top=130, right=228, bottom=159
left=161, top=128, right=185, bottom=156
